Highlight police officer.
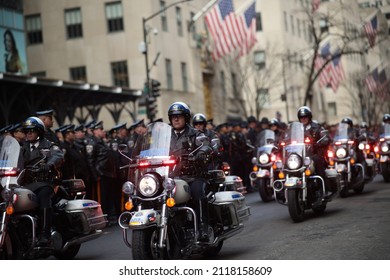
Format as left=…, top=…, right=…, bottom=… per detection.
left=36, top=109, right=60, bottom=145
left=168, top=102, right=213, bottom=242
left=9, top=123, right=25, bottom=145
left=297, top=106, right=334, bottom=194
left=86, top=121, right=119, bottom=225
left=21, top=116, right=64, bottom=247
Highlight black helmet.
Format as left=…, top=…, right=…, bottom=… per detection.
left=168, top=102, right=191, bottom=123
left=297, top=106, right=312, bottom=120
left=341, top=117, right=353, bottom=127
left=192, top=113, right=207, bottom=126
left=383, top=114, right=390, bottom=123
left=269, top=118, right=280, bottom=127
left=23, top=116, right=45, bottom=136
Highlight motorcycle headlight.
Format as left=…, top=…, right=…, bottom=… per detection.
left=259, top=153, right=269, bottom=164
left=358, top=143, right=364, bottom=150
left=286, top=154, right=302, bottom=170
left=381, top=143, right=389, bottom=153
left=122, top=181, right=135, bottom=195
left=139, top=174, right=159, bottom=197
left=336, top=147, right=347, bottom=159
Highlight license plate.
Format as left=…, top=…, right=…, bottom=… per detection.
left=380, top=155, right=388, bottom=163
left=285, top=177, right=299, bottom=187
left=336, top=164, right=346, bottom=172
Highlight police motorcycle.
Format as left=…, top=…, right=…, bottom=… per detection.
left=327, top=122, right=365, bottom=197
left=249, top=129, right=280, bottom=202
left=376, top=123, right=390, bottom=182
left=357, top=132, right=377, bottom=183
left=272, top=122, right=335, bottom=223
left=0, top=136, right=107, bottom=259
left=117, top=121, right=250, bottom=259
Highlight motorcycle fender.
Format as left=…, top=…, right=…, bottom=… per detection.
left=336, top=164, right=347, bottom=173
left=365, top=158, right=374, bottom=166
left=380, top=155, right=388, bottom=163
left=129, top=209, right=160, bottom=227
left=285, top=177, right=301, bottom=188
left=257, top=169, right=270, bottom=178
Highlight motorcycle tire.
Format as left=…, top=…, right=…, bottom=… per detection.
left=287, top=189, right=305, bottom=223
left=339, top=173, right=349, bottom=198
left=381, top=162, right=390, bottom=182
left=353, top=182, right=365, bottom=194
left=258, top=179, right=274, bottom=202
left=202, top=241, right=223, bottom=258
left=312, top=203, right=327, bottom=215
left=132, top=227, right=157, bottom=260
left=0, top=226, right=23, bottom=259
left=53, top=244, right=81, bottom=260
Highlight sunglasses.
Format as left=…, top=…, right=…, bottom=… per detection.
left=23, top=129, right=38, bottom=133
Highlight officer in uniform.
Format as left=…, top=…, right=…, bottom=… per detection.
left=10, top=123, right=25, bottom=145
left=21, top=116, right=64, bottom=247
left=168, top=102, right=213, bottom=242
left=36, top=109, right=60, bottom=145
left=86, top=121, right=120, bottom=225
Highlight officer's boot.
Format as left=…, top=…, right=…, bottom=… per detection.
left=198, top=198, right=209, bottom=242
left=37, top=208, right=53, bottom=247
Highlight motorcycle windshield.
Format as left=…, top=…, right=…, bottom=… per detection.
left=257, top=129, right=276, bottom=154
left=334, top=123, right=350, bottom=142
left=130, top=122, right=173, bottom=179
left=380, top=123, right=390, bottom=139
left=0, top=136, right=23, bottom=186
left=284, top=122, right=305, bottom=156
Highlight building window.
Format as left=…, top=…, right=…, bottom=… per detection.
left=176, top=7, right=183, bottom=36
left=65, top=8, right=83, bottom=39
left=160, top=1, right=168, bottom=32
left=111, top=61, right=129, bottom=87
left=190, top=12, right=197, bottom=40
left=283, top=11, right=288, bottom=32
left=165, top=59, right=173, bottom=90
left=290, top=15, right=295, bottom=35
left=297, top=18, right=301, bottom=37
left=254, top=50, right=266, bottom=70
left=257, top=88, right=270, bottom=107
left=70, top=66, right=87, bottom=82
left=25, top=14, right=43, bottom=44
left=181, top=62, right=188, bottom=91
left=231, top=73, right=238, bottom=96
left=220, top=71, right=226, bottom=96
left=319, top=18, right=328, bottom=33
left=256, top=12, right=262, bottom=31
left=105, top=2, right=124, bottom=33
left=328, top=102, right=337, bottom=116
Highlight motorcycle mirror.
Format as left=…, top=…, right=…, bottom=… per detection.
left=320, top=130, right=329, bottom=136
left=40, top=148, right=50, bottom=157
left=195, top=135, right=208, bottom=146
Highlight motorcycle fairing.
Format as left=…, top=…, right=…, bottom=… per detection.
left=129, top=209, right=160, bottom=227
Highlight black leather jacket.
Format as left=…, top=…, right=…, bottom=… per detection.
left=169, top=124, right=212, bottom=178
left=303, top=121, right=329, bottom=157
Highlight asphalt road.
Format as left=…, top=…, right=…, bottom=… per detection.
left=73, top=175, right=390, bottom=260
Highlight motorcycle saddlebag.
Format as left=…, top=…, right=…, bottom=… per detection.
left=62, top=200, right=107, bottom=234
left=212, top=191, right=250, bottom=227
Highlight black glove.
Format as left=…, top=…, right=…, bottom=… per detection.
left=195, top=151, right=207, bottom=162
left=39, top=163, right=52, bottom=173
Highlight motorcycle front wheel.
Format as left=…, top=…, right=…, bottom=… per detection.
left=381, top=162, right=390, bottom=182
left=287, top=189, right=305, bottom=223
left=132, top=227, right=156, bottom=260
left=339, top=173, right=349, bottom=198
left=258, top=179, right=274, bottom=202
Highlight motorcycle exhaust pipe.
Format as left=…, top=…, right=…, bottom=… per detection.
left=249, top=172, right=257, bottom=181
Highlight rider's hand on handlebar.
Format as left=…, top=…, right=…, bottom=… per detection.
left=39, top=163, right=52, bottom=173
left=195, top=151, right=207, bottom=162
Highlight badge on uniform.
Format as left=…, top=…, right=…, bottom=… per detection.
left=86, top=144, right=93, bottom=155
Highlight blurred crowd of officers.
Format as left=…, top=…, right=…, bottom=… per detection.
left=1, top=108, right=389, bottom=226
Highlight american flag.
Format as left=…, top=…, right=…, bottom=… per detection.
left=365, top=68, right=378, bottom=93
left=312, top=0, right=321, bottom=13
left=377, top=69, right=389, bottom=100
left=236, top=0, right=257, bottom=57
left=363, top=15, right=378, bottom=48
left=205, top=0, right=242, bottom=61
left=314, top=43, right=344, bottom=92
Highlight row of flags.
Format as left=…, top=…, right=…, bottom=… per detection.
left=314, top=42, right=345, bottom=93
left=365, top=68, right=389, bottom=100
left=205, top=0, right=257, bottom=61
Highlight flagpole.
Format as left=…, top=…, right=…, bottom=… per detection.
left=188, top=0, right=217, bottom=31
